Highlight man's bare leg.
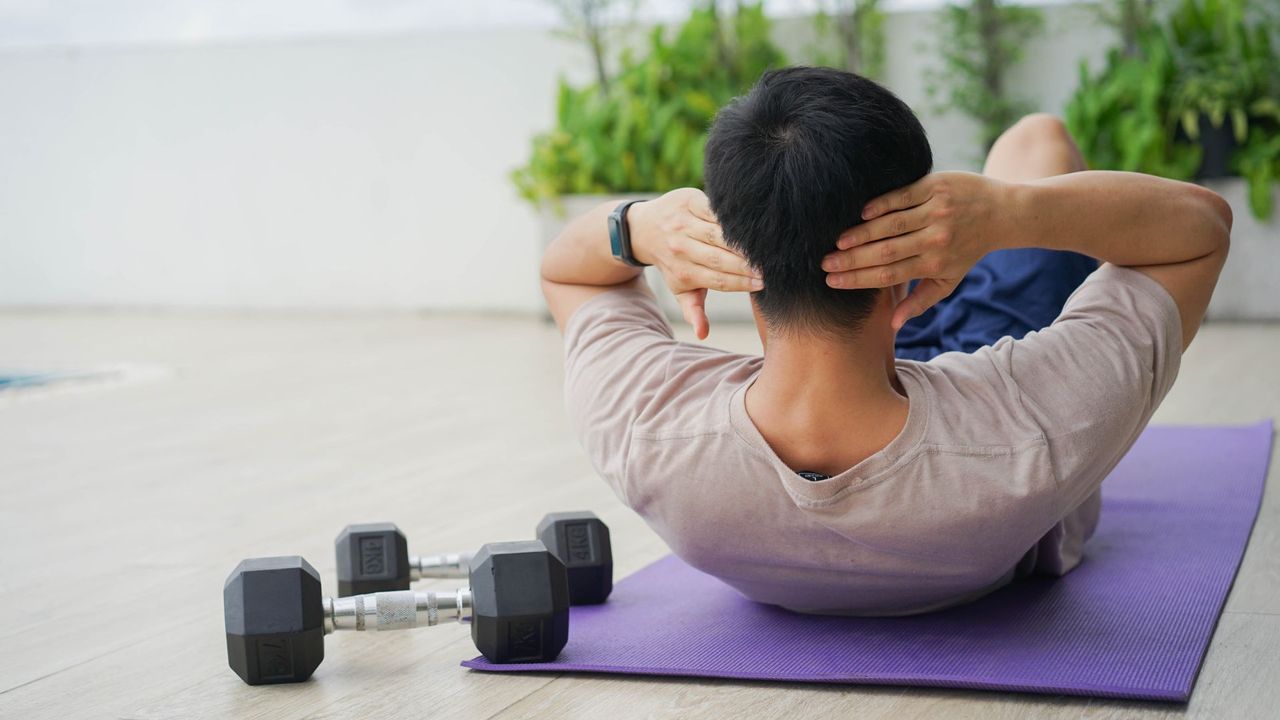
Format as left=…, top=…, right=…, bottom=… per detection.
left=983, top=113, right=1086, bottom=183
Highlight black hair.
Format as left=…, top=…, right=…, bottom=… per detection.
left=704, top=66, right=933, bottom=335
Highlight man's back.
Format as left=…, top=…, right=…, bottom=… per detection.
left=539, top=69, right=1228, bottom=616
left=563, top=263, right=1180, bottom=615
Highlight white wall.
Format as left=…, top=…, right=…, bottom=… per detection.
left=0, top=6, right=1106, bottom=311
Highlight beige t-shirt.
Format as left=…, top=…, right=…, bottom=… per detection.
left=563, top=264, right=1182, bottom=615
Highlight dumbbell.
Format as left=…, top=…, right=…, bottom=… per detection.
left=336, top=511, right=612, bottom=605
left=224, top=541, right=569, bottom=685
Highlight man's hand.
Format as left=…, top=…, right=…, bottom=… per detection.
left=630, top=188, right=762, bottom=339
left=821, top=172, right=1012, bottom=329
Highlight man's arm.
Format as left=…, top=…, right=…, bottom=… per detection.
left=540, top=188, right=761, bottom=338
left=1007, top=172, right=1230, bottom=348
left=822, top=171, right=1232, bottom=349
left=539, top=200, right=648, bottom=332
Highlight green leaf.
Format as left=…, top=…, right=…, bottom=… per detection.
left=1246, top=163, right=1274, bottom=219
left=1231, top=108, right=1248, bottom=142
left=1182, top=110, right=1201, bottom=138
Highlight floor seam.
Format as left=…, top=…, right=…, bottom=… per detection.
left=0, top=633, right=155, bottom=696
left=481, top=675, right=563, bottom=720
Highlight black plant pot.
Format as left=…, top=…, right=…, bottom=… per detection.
left=1195, top=114, right=1237, bottom=180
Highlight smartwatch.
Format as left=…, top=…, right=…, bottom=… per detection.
left=608, top=200, right=650, bottom=267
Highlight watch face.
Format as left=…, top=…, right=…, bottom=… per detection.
left=608, top=211, right=625, bottom=259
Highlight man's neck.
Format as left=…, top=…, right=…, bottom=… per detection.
left=744, top=318, right=909, bottom=477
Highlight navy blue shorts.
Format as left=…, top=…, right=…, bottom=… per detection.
left=894, top=248, right=1098, bottom=362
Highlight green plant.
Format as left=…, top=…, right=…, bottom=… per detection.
left=1234, top=128, right=1280, bottom=218
left=513, top=2, right=785, bottom=207
left=1065, top=29, right=1201, bottom=180
left=928, top=0, right=1044, bottom=151
left=1167, top=0, right=1277, bottom=143
left=1171, top=64, right=1255, bottom=142
left=811, top=0, right=886, bottom=79
left=1067, top=0, right=1280, bottom=219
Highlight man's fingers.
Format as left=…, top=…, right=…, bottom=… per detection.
left=825, top=257, right=925, bottom=290
left=690, top=238, right=759, bottom=278
left=692, top=265, right=762, bottom=293
left=677, top=290, right=710, bottom=340
left=837, top=203, right=931, bottom=249
left=824, top=231, right=928, bottom=273
left=862, top=176, right=933, bottom=220
left=682, top=219, right=759, bottom=280
left=892, top=279, right=958, bottom=329
left=687, top=192, right=718, bottom=224
left=685, top=218, right=728, bottom=250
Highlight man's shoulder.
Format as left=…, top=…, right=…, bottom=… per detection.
left=563, top=285, right=759, bottom=381
left=561, top=285, right=763, bottom=445
left=897, top=355, right=1047, bottom=451
left=564, top=285, right=670, bottom=339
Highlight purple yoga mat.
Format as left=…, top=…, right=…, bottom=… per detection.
left=465, top=423, right=1273, bottom=701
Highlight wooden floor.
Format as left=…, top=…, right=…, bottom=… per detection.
left=0, top=310, right=1276, bottom=720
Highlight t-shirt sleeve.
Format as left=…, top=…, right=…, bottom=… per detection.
left=1000, top=263, right=1183, bottom=509
left=561, top=287, right=677, bottom=503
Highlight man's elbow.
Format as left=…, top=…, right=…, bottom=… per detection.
left=540, top=232, right=569, bottom=285
left=540, top=242, right=558, bottom=284
left=540, top=259, right=554, bottom=287
left=1193, top=184, right=1233, bottom=253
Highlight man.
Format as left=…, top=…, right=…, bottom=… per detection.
left=540, top=67, right=1230, bottom=615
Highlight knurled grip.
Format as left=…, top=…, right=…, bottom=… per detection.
left=326, top=588, right=468, bottom=633
left=372, top=591, right=420, bottom=630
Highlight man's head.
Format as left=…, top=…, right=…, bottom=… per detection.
left=704, top=66, right=932, bottom=336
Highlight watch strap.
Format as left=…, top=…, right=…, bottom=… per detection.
left=609, top=200, right=650, bottom=267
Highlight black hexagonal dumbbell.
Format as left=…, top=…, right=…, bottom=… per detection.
left=224, top=541, right=569, bottom=685
left=336, top=510, right=612, bottom=605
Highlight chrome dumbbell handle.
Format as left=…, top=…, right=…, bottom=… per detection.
left=322, top=588, right=473, bottom=634
left=408, top=553, right=472, bottom=580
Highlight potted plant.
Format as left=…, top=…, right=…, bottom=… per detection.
left=1065, top=28, right=1201, bottom=180
left=1067, top=0, right=1280, bottom=319
left=515, top=2, right=786, bottom=321
left=1166, top=0, right=1280, bottom=181
left=1170, top=63, right=1253, bottom=178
